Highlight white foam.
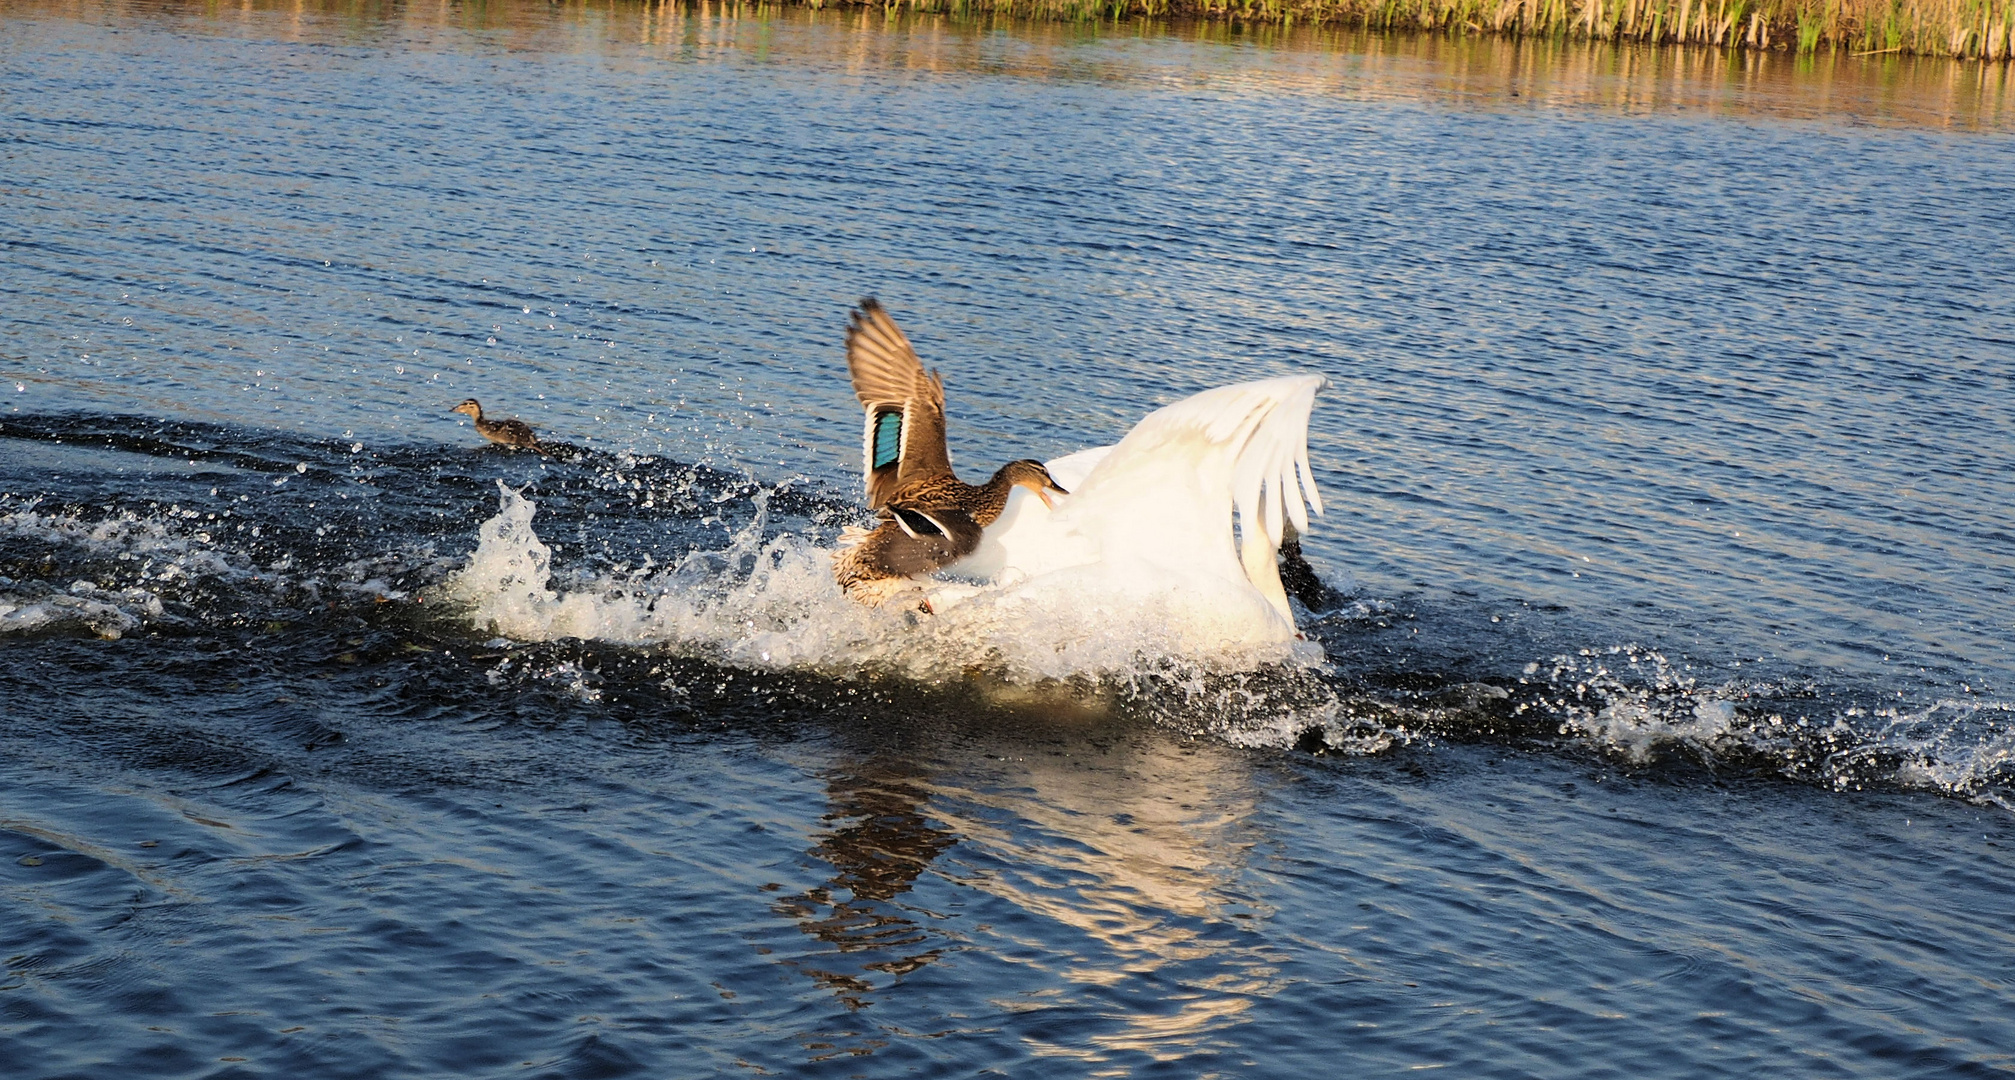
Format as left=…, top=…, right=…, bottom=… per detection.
left=0, top=587, right=148, bottom=639
left=0, top=496, right=449, bottom=633
left=0, top=501, right=224, bottom=638
left=1525, top=644, right=2015, bottom=807
left=444, top=483, right=1326, bottom=687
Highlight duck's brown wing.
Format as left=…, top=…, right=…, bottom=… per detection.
left=493, top=418, right=541, bottom=449
left=884, top=503, right=983, bottom=562
left=859, top=506, right=983, bottom=578
left=847, top=299, right=951, bottom=510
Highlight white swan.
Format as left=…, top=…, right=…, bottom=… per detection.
left=935, top=374, right=1328, bottom=649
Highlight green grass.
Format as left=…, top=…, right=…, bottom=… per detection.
left=792, top=0, right=2015, bottom=57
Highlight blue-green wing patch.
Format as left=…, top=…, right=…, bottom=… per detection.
left=872, top=410, right=903, bottom=471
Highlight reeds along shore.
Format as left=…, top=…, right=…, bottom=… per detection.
left=802, top=0, right=2015, bottom=59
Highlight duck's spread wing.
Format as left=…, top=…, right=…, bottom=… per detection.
left=848, top=300, right=951, bottom=509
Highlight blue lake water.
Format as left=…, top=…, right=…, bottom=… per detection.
left=4, top=2, right=2014, bottom=1075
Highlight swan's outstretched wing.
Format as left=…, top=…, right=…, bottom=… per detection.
left=1082, top=375, right=1325, bottom=611
left=952, top=375, right=1326, bottom=632
left=847, top=300, right=952, bottom=509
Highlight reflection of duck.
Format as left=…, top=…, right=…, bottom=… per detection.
left=831, top=301, right=1069, bottom=608
left=450, top=399, right=544, bottom=452
left=770, top=759, right=957, bottom=1011
left=944, top=374, right=1329, bottom=647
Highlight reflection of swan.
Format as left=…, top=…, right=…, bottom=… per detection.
left=940, top=374, right=1328, bottom=648
left=757, top=731, right=1283, bottom=1065
left=920, top=729, right=1282, bottom=1056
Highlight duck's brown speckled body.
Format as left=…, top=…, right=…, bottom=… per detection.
left=451, top=399, right=544, bottom=452
left=832, top=300, right=1067, bottom=608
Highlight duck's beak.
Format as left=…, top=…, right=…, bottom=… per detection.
left=1037, top=482, right=1068, bottom=511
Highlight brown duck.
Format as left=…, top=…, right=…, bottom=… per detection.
left=451, top=399, right=544, bottom=452
left=832, top=300, right=1068, bottom=608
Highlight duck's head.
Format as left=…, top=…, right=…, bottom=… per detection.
left=451, top=399, right=482, bottom=419
left=997, top=459, right=1069, bottom=510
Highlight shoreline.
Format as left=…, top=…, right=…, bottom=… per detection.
left=10, top=0, right=2011, bottom=63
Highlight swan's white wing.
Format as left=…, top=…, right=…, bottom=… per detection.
left=1069, top=375, right=1326, bottom=625
left=945, top=375, right=1326, bottom=637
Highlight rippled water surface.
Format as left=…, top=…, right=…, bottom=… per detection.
left=4, top=2, right=2014, bottom=1076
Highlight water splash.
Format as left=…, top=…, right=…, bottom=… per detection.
left=442, top=484, right=1342, bottom=724
left=13, top=473, right=2009, bottom=809
left=0, top=497, right=239, bottom=638
left=0, top=492, right=451, bottom=635
left=1518, top=645, right=2014, bottom=809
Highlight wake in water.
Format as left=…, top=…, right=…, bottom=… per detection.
left=435, top=481, right=2015, bottom=810
left=2, top=415, right=2010, bottom=811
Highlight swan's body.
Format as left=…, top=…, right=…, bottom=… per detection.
left=940, top=375, right=1328, bottom=647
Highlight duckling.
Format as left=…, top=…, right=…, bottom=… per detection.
left=451, top=399, right=544, bottom=452
left=831, top=300, right=1068, bottom=608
